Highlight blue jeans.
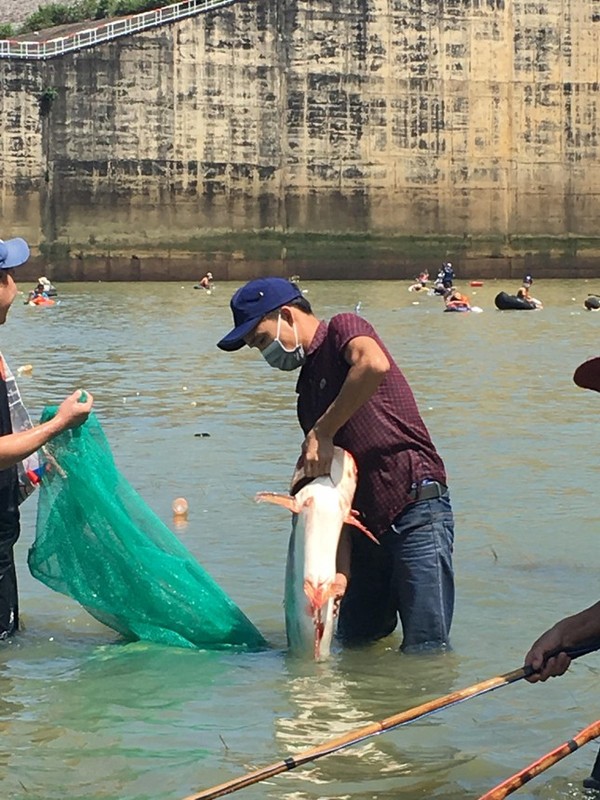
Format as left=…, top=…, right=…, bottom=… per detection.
left=337, top=495, right=455, bottom=652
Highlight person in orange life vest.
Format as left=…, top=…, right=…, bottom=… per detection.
left=444, top=288, right=471, bottom=311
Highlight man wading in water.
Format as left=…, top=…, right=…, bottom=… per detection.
left=217, top=277, right=454, bottom=653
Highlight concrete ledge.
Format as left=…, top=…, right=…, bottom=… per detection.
left=15, top=245, right=600, bottom=282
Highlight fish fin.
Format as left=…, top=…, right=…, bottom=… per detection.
left=304, top=575, right=346, bottom=611
left=303, top=580, right=320, bottom=609
left=332, top=573, right=347, bottom=618
left=255, top=492, right=300, bottom=513
left=344, top=510, right=379, bottom=544
left=331, top=572, right=347, bottom=599
left=304, top=580, right=330, bottom=611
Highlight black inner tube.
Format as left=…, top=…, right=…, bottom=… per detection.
left=494, top=291, right=536, bottom=311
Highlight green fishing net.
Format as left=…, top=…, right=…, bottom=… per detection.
left=28, top=409, right=266, bottom=651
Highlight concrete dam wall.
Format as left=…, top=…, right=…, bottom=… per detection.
left=1, top=0, right=600, bottom=280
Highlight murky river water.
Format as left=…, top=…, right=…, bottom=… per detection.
left=1, top=278, right=599, bottom=800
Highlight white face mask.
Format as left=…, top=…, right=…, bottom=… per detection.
left=261, top=313, right=306, bottom=371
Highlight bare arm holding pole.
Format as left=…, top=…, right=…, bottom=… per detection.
left=525, top=602, right=600, bottom=682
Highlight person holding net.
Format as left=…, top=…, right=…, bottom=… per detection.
left=0, top=236, right=93, bottom=639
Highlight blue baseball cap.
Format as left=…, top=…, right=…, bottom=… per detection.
left=217, top=277, right=302, bottom=351
left=0, top=238, right=30, bottom=269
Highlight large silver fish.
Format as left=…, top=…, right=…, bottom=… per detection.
left=256, top=447, right=378, bottom=660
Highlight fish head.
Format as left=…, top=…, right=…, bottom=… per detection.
left=289, top=447, right=358, bottom=505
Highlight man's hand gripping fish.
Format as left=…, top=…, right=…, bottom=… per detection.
left=256, top=447, right=378, bottom=660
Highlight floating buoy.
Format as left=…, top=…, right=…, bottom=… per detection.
left=17, top=364, right=33, bottom=375
left=172, top=497, right=189, bottom=525
left=172, top=497, right=188, bottom=515
left=470, top=281, right=484, bottom=287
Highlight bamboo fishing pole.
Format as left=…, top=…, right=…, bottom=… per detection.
left=477, top=719, right=600, bottom=799
left=181, top=641, right=600, bottom=800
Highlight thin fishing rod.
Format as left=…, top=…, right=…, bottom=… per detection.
left=477, top=719, right=600, bottom=799
left=181, top=640, right=600, bottom=800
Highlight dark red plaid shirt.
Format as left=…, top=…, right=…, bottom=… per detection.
left=296, top=314, right=447, bottom=536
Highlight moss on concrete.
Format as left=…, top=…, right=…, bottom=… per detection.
left=64, top=231, right=600, bottom=263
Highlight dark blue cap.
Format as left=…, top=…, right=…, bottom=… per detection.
left=523, top=274, right=533, bottom=285
left=0, top=238, right=30, bottom=269
left=217, top=277, right=302, bottom=351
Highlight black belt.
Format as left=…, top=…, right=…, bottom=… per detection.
left=407, top=480, right=448, bottom=502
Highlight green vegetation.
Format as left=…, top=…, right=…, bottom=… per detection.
left=2, top=0, right=179, bottom=35
left=39, top=86, right=59, bottom=115
left=111, top=231, right=471, bottom=261
left=71, top=231, right=600, bottom=262
left=39, top=241, right=71, bottom=261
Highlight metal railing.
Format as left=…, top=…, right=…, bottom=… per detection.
left=0, top=0, right=236, bottom=60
